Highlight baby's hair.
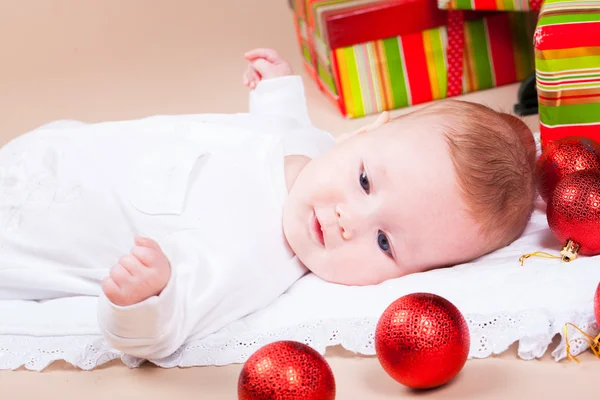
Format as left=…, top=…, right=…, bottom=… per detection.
left=413, top=100, right=537, bottom=252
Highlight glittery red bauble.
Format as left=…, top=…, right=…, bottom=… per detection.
left=374, top=293, right=470, bottom=389
left=238, top=341, right=335, bottom=400
left=547, top=169, right=600, bottom=256
left=537, top=136, right=600, bottom=203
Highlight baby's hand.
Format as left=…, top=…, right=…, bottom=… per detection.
left=102, top=236, right=171, bottom=307
left=243, top=48, right=293, bottom=89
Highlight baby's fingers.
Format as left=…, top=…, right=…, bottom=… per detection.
left=135, top=236, right=162, bottom=252
left=104, top=265, right=134, bottom=305
left=243, top=66, right=261, bottom=89
left=101, top=277, right=123, bottom=303
left=102, top=273, right=136, bottom=307
left=250, top=59, right=276, bottom=80
left=244, top=48, right=280, bottom=63
left=242, top=68, right=251, bottom=86
left=243, top=68, right=252, bottom=86
left=112, top=259, right=136, bottom=280
left=131, top=245, right=162, bottom=269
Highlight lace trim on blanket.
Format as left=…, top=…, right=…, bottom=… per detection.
left=1, top=309, right=597, bottom=371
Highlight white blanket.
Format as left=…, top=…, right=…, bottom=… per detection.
left=1, top=195, right=599, bottom=371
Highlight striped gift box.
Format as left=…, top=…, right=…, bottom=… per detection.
left=438, top=0, right=543, bottom=11
left=292, top=0, right=536, bottom=118
left=535, top=0, right=600, bottom=146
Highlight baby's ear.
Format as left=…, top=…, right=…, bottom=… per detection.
left=336, top=112, right=390, bottom=143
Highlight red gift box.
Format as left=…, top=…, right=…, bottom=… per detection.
left=292, top=0, right=537, bottom=117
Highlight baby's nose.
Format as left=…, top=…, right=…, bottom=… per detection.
left=335, top=205, right=354, bottom=240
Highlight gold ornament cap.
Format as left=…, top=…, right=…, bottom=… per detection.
left=560, top=239, right=580, bottom=262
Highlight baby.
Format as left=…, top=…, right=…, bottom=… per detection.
left=0, top=48, right=536, bottom=361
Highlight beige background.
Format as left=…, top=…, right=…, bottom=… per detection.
left=0, top=0, right=598, bottom=398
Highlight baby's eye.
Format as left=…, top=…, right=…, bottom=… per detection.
left=378, top=230, right=391, bottom=254
left=359, top=167, right=370, bottom=194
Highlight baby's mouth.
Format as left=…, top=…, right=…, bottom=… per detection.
left=312, top=210, right=325, bottom=246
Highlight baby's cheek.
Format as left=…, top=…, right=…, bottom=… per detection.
left=344, top=246, right=402, bottom=285
left=329, top=246, right=372, bottom=284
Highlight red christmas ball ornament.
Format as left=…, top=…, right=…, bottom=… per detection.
left=238, top=341, right=335, bottom=400
left=536, top=136, right=600, bottom=203
left=547, top=169, right=600, bottom=261
left=374, top=293, right=470, bottom=389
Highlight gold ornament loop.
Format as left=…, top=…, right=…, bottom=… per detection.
left=519, top=239, right=582, bottom=266
left=518, top=251, right=561, bottom=266
left=564, top=323, right=600, bottom=363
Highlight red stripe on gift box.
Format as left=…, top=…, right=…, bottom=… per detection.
left=325, top=0, right=491, bottom=50
left=473, top=0, right=498, bottom=9
left=486, top=14, right=517, bottom=86
left=476, top=0, right=498, bottom=9
left=402, top=33, right=433, bottom=104
left=535, top=22, right=600, bottom=50
left=539, top=93, right=600, bottom=101
left=326, top=0, right=445, bottom=49
left=541, top=123, right=600, bottom=147
left=541, top=78, right=600, bottom=86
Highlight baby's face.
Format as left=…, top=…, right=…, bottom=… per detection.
left=282, top=112, right=486, bottom=286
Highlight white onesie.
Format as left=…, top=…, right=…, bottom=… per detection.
left=0, top=76, right=335, bottom=360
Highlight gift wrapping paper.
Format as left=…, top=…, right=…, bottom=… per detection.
left=535, top=0, right=600, bottom=146
left=293, top=0, right=536, bottom=117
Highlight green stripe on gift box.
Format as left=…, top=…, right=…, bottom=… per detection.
left=537, top=12, right=600, bottom=27
left=318, top=62, right=338, bottom=95
left=538, top=72, right=600, bottom=82
left=302, top=42, right=312, bottom=64
left=455, top=0, right=474, bottom=9
left=501, top=0, right=515, bottom=10
left=536, top=55, right=600, bottom=73
left=430, top=28, right=448, bottom=99
left=538, top=82, right=600, bottom=91
left=383, top=37, right=409, bottom=109
left=540, top=102, right=600, bottom=126
left=468, top=18, right=494, bottom=90
left=342, top=46, right=365, bottom=117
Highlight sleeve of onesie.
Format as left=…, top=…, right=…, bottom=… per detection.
left=249, top=75, right=313, bottom=127
left=96, top=231, right=213, bottom=360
